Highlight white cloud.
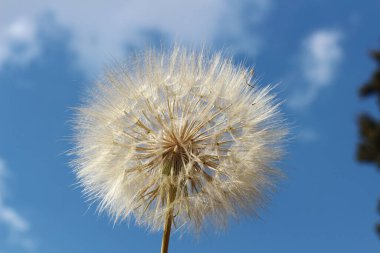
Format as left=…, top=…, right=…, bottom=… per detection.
left=303, top=30, right=342, bottom=86
left=289, top=29, right=343, bottom=109
left=1, top=0, right=271, bottom=73
left=0, top=158, right=35, bottom=251
left=0, top=18, right=39, bottom=69
left=0, top=206, right=29, bottom=232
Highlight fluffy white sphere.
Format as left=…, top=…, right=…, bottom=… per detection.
left=71, top=47, right=287, bottom=233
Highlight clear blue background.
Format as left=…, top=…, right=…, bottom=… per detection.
left=1, top=0, right=380, bottom=252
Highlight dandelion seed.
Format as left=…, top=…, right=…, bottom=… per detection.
left=71, top=47, right=287, bottom=253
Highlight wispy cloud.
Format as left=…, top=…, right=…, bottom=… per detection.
left=0, top=158, right=35, bottom=251
left=297, top=128, right=318, bottom=143
left=216, top=0, right=273, bottom=58
left=1, top=0, right=271, bottom=73
left=0, top=18, right=39, bottom=69
left=289, top=29, right=343, bottom=109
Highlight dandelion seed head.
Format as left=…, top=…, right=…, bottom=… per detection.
left=72, top=47, right=287, bottom=233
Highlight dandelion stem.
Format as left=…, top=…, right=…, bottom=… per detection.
left=160, top=184, right=176, bottom=253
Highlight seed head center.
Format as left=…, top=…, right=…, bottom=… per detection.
left=162, top=132, right=196, bottom=176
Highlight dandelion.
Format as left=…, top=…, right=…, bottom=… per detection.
left=71, top=47, right=287, bottom=253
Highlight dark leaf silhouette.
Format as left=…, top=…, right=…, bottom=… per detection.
left=357, top=49, right=380, bottom=237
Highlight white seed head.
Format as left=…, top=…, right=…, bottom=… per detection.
left=71, top=47, right=287, bottom=233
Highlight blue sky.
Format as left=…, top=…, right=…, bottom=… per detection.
left=1, top=0, right=380, bottom=252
